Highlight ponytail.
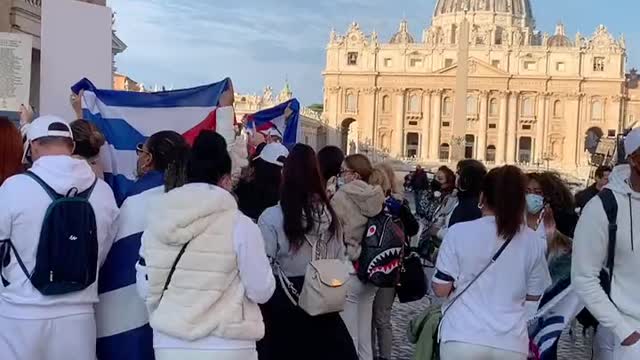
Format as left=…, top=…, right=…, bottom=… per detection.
left=145, top=130, right=190, bottom=193
left=482, top=165, right=526, bottom=240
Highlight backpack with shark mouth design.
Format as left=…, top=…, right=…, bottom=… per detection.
left=357, top=211, right=406, bottom=288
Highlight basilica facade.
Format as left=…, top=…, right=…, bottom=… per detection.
left=322, top=0, right=631, bottom=172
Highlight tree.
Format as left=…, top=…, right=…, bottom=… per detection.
left=308, top=103, right=324, bottom=113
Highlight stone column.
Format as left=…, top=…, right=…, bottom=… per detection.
left=563, top=93, right=581, bottom=168
left=421, top=90, right=432, bottom=161
left=496, top=91, right=509, bottom=163
left=430, top=90, right=443, bottom=159
left=506, top=91, right=519, bottom=163
left=393, top=88, right=406, bottom=157
left=535, top=93, right=547, bottom=163
left=477, top=91, right=489, bottom=161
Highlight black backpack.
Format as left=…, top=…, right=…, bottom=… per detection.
left=357, top=211, right=405, bottom=288
left=0, top=172, right=99, bottom=296
left=576, top=188, right=618, bottom=330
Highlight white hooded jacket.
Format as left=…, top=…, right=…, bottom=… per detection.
left=0, top=155, right=119, bottom=319
left=572, top=164, right=640, bottom=341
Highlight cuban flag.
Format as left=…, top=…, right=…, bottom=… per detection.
left=71, top=77, right=232, bottom=205
left=528, top=280, right=585, bottom=359
left=245, top=98, right=300, bottom=147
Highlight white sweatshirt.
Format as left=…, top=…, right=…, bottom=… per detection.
left=572, top=164, right=640, bottom=342
left=0, top=155, right=119, bottom=319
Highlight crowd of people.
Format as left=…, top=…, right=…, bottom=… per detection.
left=0, top=89, right=639, bottom=360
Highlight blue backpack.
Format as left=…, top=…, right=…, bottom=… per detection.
left=1, top=172, right=99, bottom=296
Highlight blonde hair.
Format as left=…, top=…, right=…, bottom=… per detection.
left=376, top=162, right=402, bottom=196
left=368, top=167, right=391, bottom=195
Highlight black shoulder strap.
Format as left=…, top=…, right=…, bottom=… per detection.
left=598, top=189, right=618, bottom=295
left=442, top=235, right=514, bottom=317
left=0, top=239, right=32, bottom=285
left=158, top=241, right=190, bottom=303
left=77, top=177, right=98, bottom=200
left=24, top=171, right=61, bottom=201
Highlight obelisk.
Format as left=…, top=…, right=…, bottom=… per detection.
left=450, top=12, right=470, bottom=162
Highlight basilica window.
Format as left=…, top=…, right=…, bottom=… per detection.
left=593, top=57, right=605, bottom=72
left=489, top=98, right=499, bottom=116
left=467, top=95, right=477, bottom=115
left=591, top=100, right=603, bottom=121
left=450, top=24, right=458, bottom=44
left=408, top=95, right=421, bottom=113
left=491, top=60, right=501, bottom=68
left=410, top=58, right=423, bottom=67
left=439, top=143, right=450, bottom=161
left=346, top=93, right=357, bottom=113
left=524, top=61, right=537, bottom=71
left=553, top=100, right=563, bottom=118
left=347, top=52, right=358, bottom=66
left=444, top=58, right=454, bottom=68
left=486, top=145, right=496, bottom=163
left=556, top=62, right=566, bottom=72
left=384, top=58, right=393, bottom=67
left=442, top=97, right=452, bottom=116
left=495, top=27, right=504, bottom=45
left=521, top=97, right=535, bottom=117
left=382, top=95, right=391, bottom=113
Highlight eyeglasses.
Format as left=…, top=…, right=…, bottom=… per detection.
left=136, top=143, right=150, bottom=156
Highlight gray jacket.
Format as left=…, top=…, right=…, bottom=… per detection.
left=258, top=204, right=346, bottom=277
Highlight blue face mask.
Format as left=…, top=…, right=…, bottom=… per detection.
left=337, top=176, right=345, bottom=189
left=526, top=194, right=545, bottom=214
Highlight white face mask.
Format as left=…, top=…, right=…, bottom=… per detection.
left=337, top=176, right=345, bottom=188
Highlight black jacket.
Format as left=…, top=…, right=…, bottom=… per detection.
left=234, top=180, right=280, bottom=222
left=448, top=192, right=482, bottom=228
left=399, top=200, right=420, bottom=238
left=575, top=184, right=599, bottom=211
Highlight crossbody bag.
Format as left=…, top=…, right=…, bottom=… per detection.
left=275, top=236, right=350, bottom=317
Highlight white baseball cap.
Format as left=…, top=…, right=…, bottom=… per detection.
left=27, top=115, right=73, bottom=142
left=256, top=143, right=289, bottom=167
left=624, top=127, right=640, bottom=157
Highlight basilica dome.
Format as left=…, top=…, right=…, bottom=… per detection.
left=434, top=0, right=534, bottom=19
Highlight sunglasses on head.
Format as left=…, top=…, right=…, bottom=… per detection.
left=136, top=143, right=149, bottom=155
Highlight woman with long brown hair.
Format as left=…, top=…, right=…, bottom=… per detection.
left=0, top=117, right=24, bottom=185
left=257, top=144, right=357, bottom=360
left=70, top=119, right=106, bottom=178
left=433, top=166, right=551, bottom=359
left=331, top=153, right=385, bottom=360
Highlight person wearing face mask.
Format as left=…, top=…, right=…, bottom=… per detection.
left=525, top=173, right=577, bottom=256
left=417, top=166, right=456, bottom=262
left=137, top=130, right=275, bottom=360
left=573, top=128, right=640, bottom=360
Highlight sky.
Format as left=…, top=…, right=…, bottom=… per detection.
left=107, top=0, right=640, bottom=106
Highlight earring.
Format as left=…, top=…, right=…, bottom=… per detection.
left=477, top=203, right=484, bottom=209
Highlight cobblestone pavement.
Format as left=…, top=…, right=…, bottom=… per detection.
left=389, top=296, right=593, bottom=359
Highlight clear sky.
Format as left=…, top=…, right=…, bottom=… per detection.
left=108, top=0, right=640, bottom=106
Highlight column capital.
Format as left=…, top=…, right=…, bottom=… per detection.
left=610, top=94, right=625, bottom=103
left=430, top=88, right=444, bottom=96
left=565, top=92, right=584, bottom=100
left=478, top=90, right=490, bottom=98
left=390, top=88, right=406, bottom=95
left=327, top=86, right=342, bottom=94
left=361, top=87, right=377, bottom=95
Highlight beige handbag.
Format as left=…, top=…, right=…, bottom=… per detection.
left=277, top=237, right=350, bottom=316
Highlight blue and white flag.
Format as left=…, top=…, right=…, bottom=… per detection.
left=245, top=98, right=300, bottom=147
left=529, top=280, right=585, bottom=359
left=71, top=77, right=231, bottom=205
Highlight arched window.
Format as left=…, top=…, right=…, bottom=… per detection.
left=467, top=95, right=477, bottom=115
left=346, top=93, right=357, bottom=113
left=486, top=145, right=496, bottom=163
left=439, top=143, right=450, bottom=161
left=521, top=97, right=535, bottom=117
left=408, top=94, right=421, bottom=113
left=442, top=97, right=452, bottom=116
left=489, top=98, right=499, bottom=116
left=382, top=95, right=391, bottom=113
left=591, top=100, right=603, bottom=121
left=553, top=100, right=563, bottom=118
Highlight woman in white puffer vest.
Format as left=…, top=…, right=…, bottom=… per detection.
left=137, top=130, right=276, bottom=360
